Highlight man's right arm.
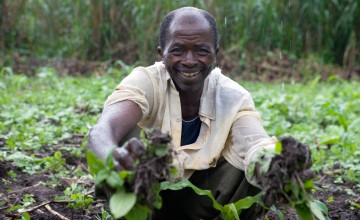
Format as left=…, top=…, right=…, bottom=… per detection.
left=87, top=100, right=142, bottom=162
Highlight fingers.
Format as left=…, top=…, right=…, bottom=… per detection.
left=127, top=137, right=146, bottom=158
left=113, top=147, right=135, bottom=170
left=113, top=160, right=125, bottom=171
left=112, top=137, right=146, bottom=171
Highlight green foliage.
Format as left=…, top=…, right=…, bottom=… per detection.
left=87, top=149, right=144, bottom=219
left=245, top=79, right=360, bottom=184
left=95, top=207, right=113, bottom=220
left=5, top=151, right=65, bottom=174
left=160, top=179, right=328, bottom=220
left=21, top=212, right=31, bottom=220
left=8, top=194, right=36, bottom=213
left=1, top=0, right=359, bottom=65
left=109, top=188, right=137, bottom=219
left=0, top=67, right=118, bottom=216
left=86, top=133, right=169, bottom=220
left=161, top=179, right=262, bottom=219
left=55, top=182, right=93, bottom=209
left=1, top=68, right=359, bottom=218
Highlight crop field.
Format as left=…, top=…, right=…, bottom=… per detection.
left=0, top=68, right=359, bottom=219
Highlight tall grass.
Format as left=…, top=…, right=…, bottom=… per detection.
left=0, top=0, right=359, bottom=67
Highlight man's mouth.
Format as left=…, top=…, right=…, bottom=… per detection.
left=179, top=71, right=199, bottom=78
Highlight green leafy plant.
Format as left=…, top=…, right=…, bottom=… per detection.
left=94, top=207, right=113, bottom=220
left=87, top=129, right=173, bottom=220
left=160, top=179, right=262, bottom=220
left=55, top=182, right=93, bottom=209
left=9, top=194, right=36, bottom=213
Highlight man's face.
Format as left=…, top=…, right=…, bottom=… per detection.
left=158, top=13, right=218, bottom=93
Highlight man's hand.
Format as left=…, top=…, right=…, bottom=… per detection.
left=258, top=136, right=315, bottom=207
left=112, top=137, right=146, bottom=170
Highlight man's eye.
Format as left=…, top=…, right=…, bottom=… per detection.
left=196, top=48, right=210, bottom=55
left=170, top=48, right=184, bottom=55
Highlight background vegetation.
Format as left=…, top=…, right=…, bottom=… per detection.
left=1, top=0, right=359, bottom=70
left=1, top=68, right=359, bottom=219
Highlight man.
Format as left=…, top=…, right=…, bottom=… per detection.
left=88, top=7, right=278, bottom=219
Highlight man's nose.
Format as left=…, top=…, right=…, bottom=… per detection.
left=183, top=51, right=197, bottom=67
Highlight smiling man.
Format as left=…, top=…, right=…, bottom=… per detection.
left=88, top=7, right=277, bottom=219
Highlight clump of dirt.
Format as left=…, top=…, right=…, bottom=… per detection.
left=131, top=129, right=173, bottom=208
left=260, top=136, right=313, bottom=207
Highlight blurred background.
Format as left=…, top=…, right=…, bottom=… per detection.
left=0, top=0, right=359, bottom=80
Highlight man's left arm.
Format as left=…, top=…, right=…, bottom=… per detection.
left=221, top=113, right=277, bottom=187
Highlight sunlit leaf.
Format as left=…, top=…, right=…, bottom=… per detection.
left=233, top=194, right=261, bottom=212
left=125, top=204, right=150, bottom=220
left=303, top=179, right=314, bottom=190
left=94, top=169, right=108, bottom=186
left=319, top=136, right=341, bottom=145
left=309, top=200, right=329, bottom=220
left=160, top=180, right=224, bottom=212
left=275, top=141, right=282, bottom=154
left=270, top=206, right=285, bottom=220
left=295, top=203, right=313, bottom=220
left=223, top=203, right=240, bottom=220
left=109, top=189, right=136, bottom=219
left=106, top=171, right=124, bottom=188
left=86, top=150, right=105, bottom=175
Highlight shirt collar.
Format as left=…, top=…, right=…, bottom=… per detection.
left=199, top=68, right=220, bottom=120
left=155, top=61, right=219, bottom=120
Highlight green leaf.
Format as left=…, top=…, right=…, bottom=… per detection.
left=21, top=212, right=31, bottom=220
left=86, top=150, right=105, bottom=175
left=94, top=169, right=108, bottom=186
left=348, top=118, right=360, bottom=133
left=349, top=200, right=360, bottom=209
left=105, top=147, right=116, bottom=169
left=275, top=141, right=282, bottom=154
left=295, top=203, right=313, bottom=220
left=303, top=179, right=314, bottom=190
left=223, top=203, right=240, bottom=220
left=270, top=206, right=285, bottom=220
left=325, top=196, right=334, bottom=203
left=109, top=189, right=137, bottom=219
left=153, top=190, right=163, bottom=209
left=125, top=204, right=150, bottom=220
left=309, top=200, right=329, bottom=220
left=160, top=180, right=224, bottom=213
left=106, top=171, right=124, bottom=188
left=154, top=145, right=168, bottom=157
left=319, top=136, right=341, bottom=145
left=119, top=170, right=129, bottom=179
left=233, top=194, right=261, bottom=212
left=337, top=114, right=348, bottom=131
left=54, top=151, right=62, bottom=160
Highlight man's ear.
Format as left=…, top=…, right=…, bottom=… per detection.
left=157, top=46, right=163, bottom=57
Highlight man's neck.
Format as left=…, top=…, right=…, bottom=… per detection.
left=179, top=89, right=202, bottom=120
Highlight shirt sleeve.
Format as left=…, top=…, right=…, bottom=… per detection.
left=222, top=113, right=277, bottom=187
left=104, top=67, right=154, bottom=119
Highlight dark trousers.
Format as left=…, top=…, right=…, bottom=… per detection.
left=153, top=157, right=265, bottom=220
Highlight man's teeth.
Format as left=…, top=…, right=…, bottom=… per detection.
left=180, top=71, right=199, bottom=77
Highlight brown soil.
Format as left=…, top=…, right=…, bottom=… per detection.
left=9, top=50, right=360, bottom=82
left=1, top=135, right=359, bottom=219
left=265, top=174, right=360, bottom=220
left=0, top=135, right=108, bottom=220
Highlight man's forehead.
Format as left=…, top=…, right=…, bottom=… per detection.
left=169, top=11, right=210, bottom=32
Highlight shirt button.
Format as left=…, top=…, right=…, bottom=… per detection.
left=176, top=116, right=181, bottom=122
